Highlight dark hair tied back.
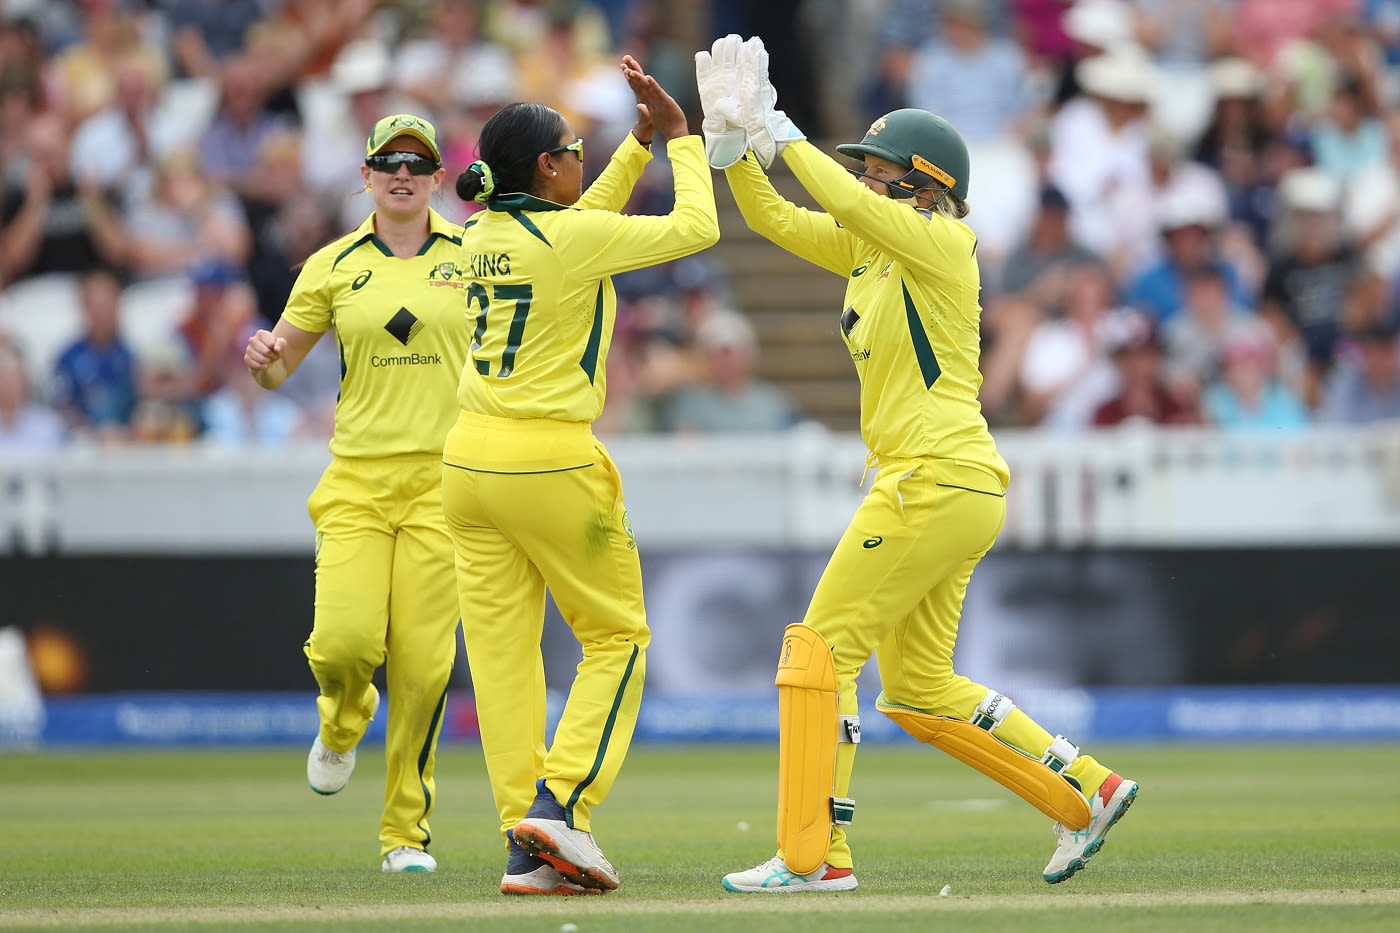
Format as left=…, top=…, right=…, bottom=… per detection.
left=453, top=102, right=566, bottom=202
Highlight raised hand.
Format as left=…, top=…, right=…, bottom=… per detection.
left=694, top=34, right=747, bottom=169
left=736, top=36, right=805, bottom=169
left=622, top=54, right=689, bottom=143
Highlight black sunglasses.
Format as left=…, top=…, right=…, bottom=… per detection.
left=365, top=151, right=441, bottom=176
left=545, top=138, right=584, bottom=162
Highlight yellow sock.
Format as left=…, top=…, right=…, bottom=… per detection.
left=993, top=709, right=1113, bottom=800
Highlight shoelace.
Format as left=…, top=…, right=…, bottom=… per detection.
left=316, top=747, right=348, bottom=764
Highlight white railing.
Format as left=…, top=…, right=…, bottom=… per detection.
left=3, top=423, right=1400, bottom=555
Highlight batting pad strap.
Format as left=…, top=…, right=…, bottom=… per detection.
left=876, top=696, right=1092, bottom=830
left=839, top=715, right=861, bottom=744
left=1040, top=735, right=1080, bottom=774
left=971, top=690, right=1015, bottom=733
left=830, top=797, right=855, bottom=825
left=775, top=623, right=839, bottom=875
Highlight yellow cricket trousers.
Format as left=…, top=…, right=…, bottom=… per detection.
left=441, top=430, right=648, bottom=840
left=304, top=453, right=459, bottom=856
left=797, top=458, right=1108, bottom=868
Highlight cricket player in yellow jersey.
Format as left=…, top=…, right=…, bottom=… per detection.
left=441, top=57, right=717, bottom=895
left=243, top=113, right=467, bottom=874
left=693, top=36, right=1140, bottom=892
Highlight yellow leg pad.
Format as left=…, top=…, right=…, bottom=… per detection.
left=876, top=699, right=1091, bottom=830
left=775, top=623, right=838, bottom=875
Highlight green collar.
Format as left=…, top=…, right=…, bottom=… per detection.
left=489, top=192, right=570, bottom=213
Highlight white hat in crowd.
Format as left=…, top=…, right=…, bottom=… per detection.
left=697, top=308, right=757, bottom=354
left=1156, top=183, right=1227, bottom=231
left=331, top=39, right=391, bottom=96
left=1210, top=58, right=1265, bottom=100
left=1278, top=168, right=1341, bottom=213
left=1077, top=45, right=1157, bottom=103
left=1063, top=0, right=1135, bottom=50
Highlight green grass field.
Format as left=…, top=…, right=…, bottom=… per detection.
left=1, top=743, right=1397, bottom=931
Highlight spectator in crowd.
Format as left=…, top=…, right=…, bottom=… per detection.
left=1260, top=167, right=1360, bottom=405
left=1137, top=0, right=1233, bottom=67
left=905, top=0, right=1034, bottom=145
left=305, top=39, right=399, bottom=229
left=47, top=0, right=165, bottom=124
left=1312, top=77, right=1387, bottom=184
left=1320, top=317, right=1400, bottom=423
left=1123, top=181, right=1249, bottom=324
left=487, top=0, right=613, bottom=63
left=1011, top=0, right=1079, bottom=80
left=177, top=262, right=258, bottom=398
left=67, top=52, right=188, bottom=192
left=165, top=0, right=267, bottom=79
left=663, top=307, right=798, bottom=434
left=119, top=148, right=251, bottom=282
left=198, top=54, right=296, bottom=196
left=1092, top=308, right=1200, bottom=426
left=1109, top=125, right=1239, bottom=279
left=0, top=112, right=124, bottom=284
left=51, top=267, right=137, bottom=440
left=1017, top=260, right=1124, bottom=429
left=201, top=367, right=304, bottom=447
left=1161, top=264, right=1274, bottom=401
left=129, top=338, right=202, bottom=444
left=1342, top=108, right=1400, bottom=280
left=993, top=185, right=1096, bottom=298
left=246, top=190, right=336, bottom=327
left=980, top=185, right=1096, bottom=421
left=1194, top=57, right=1273, bottom=225
left=1202, top=329, right=1310, bottom=430
left=1050, top=46, right=1153, bottom=261
left=513, top=7, right=635, bottom=145
left=1051, top=0, right=1136, bottom=108
left=1230, top=0, right=1359, bottom=69
left=0, top=340, right=64, bottom=451
left=393, top=0, right=515, bottom=126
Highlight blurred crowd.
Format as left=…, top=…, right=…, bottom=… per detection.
left=0, top=0, right=801, bottom=452
left=5, top=0, right=1400, bottom=453
left=878, top=0, right=1400, bottom=431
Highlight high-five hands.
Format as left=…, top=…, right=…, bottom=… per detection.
left=694, top=35, right=806, bottom=170
left=694, top=35, right=746, bottom=168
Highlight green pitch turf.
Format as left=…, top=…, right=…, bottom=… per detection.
left=0, top=743, right=1397, bottom=931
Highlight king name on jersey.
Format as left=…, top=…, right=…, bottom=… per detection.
left=468, top=253, right=511, bottom=277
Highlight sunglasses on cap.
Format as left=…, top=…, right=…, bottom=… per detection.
left=365, top=151, right=441, bottom=176
left=546, top=138, right=584, bottom=162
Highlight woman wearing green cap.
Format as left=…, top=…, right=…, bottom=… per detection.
left=243, top=111, right=467, bottom=873
left=692, top=36, right=1139, bottom=893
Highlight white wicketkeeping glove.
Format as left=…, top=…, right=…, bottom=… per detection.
left=737, top=36, right=805, bottom=169
left=694, top=34, right=746, bottom=169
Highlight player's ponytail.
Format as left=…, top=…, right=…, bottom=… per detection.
left=456, top=160, right=496, bottom=203
left=454, top=102, right=567, bottom=203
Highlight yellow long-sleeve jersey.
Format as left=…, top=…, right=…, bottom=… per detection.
left=444, top=133, right=718, bottom=471
left=725, top=142, right=1008, bottom=490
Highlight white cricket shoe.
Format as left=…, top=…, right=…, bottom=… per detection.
left=1043, top=772, right=1139, bottom=884
left=382, top=845, right=436, bottom=873
left=510, top=819, right=620, bottom=892
left=722, top=855, right=858, bottom=893
left=307, top=685, right=379, bottom=795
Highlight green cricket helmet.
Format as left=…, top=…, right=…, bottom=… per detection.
left=837, top=109, right=970, bottom=201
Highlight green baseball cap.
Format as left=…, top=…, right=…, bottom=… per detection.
left=365, top=113, right=441, bottom=162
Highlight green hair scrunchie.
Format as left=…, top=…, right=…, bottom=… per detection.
left=468, top=160, right=496, bottom=203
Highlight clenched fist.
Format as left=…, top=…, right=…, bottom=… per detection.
left=244, top=329, right=286, bottom=371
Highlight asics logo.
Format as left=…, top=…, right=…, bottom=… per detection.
left=851, top=263, right=869, bottom=277
left=862, top=536, right=883, bottom=549
left=352, top=269, right=372, bottom=290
